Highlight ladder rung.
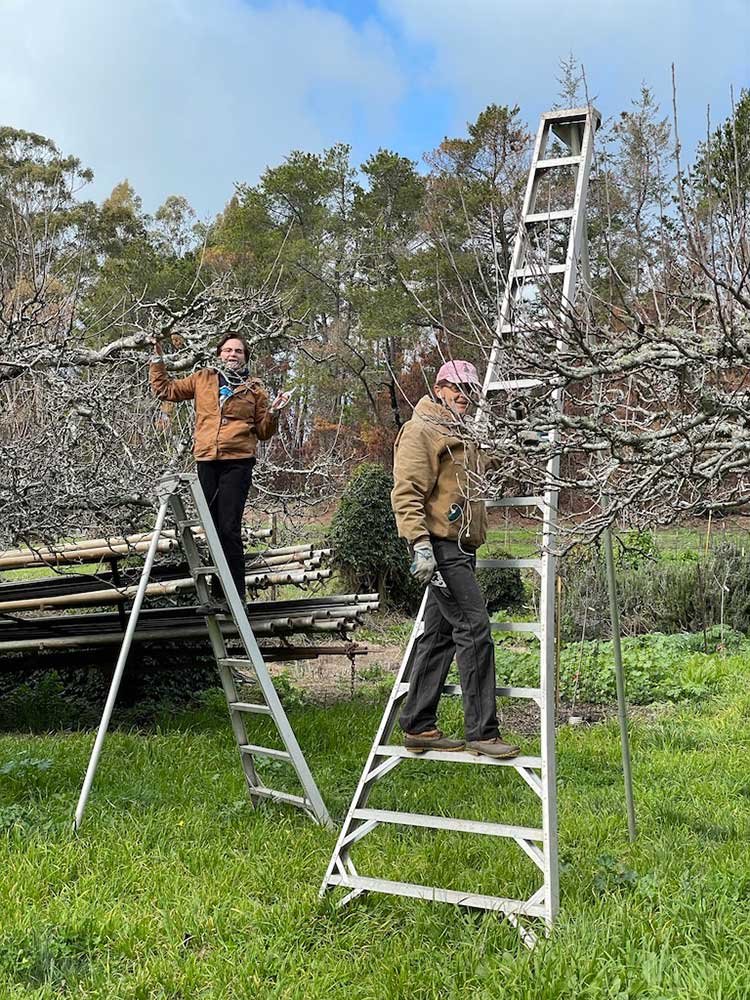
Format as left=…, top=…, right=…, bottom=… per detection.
left=443, top=684, right=543, bottom=702
left=375, top=746, right=543, bottom=769
left=535, top=155, right=581, bottom=170
left=491, top=622, right=541, bottom=635
left=251, top=786, right=308, bottom=809
left=324, top=873, right=546, bottom=917
left=217, top=657, right=255, bottom=669
left=398, top=683, right=541, bottom=702
left=498, top=320, right=556, bottom=333
left=192, top=566, right=218, bottom=575
left=485, top=496, right=544, bottom=509
left=513, top=263, right=567, bottom=278
left=229, top=702, right=271, bottom=716
left=240, top=744, right=292, bottom=763
left=352, top=808, right=543, bottom=842
left=542, top=106, right=593, bottom=124
left=485, top=378, right=544, bottom=392
left=476, top=557, right=541, bottom=571
left=177, top=519, right=202, bottom=528
left=525, top=209, right=575, bottom=223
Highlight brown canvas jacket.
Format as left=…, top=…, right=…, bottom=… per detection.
left=149, top=362, right=278, bottom=461
left=391, top=395, right=489, bottom=550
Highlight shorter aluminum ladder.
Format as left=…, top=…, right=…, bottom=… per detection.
left=74, top=472, right=332, bottom=830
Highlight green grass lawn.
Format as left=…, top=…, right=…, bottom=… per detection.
left=3, top=652, right=750, bottom=999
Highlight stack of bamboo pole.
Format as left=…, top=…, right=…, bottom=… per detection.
left=0, top=524, right=380, bottom=659
left=0, top=595, right=380, bottom=652
left=0, top=544, right=334, bottom=613
left=0, top=522, right=274, bottom=570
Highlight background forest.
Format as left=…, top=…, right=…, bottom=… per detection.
left=3, top=74, right=747, bottom=547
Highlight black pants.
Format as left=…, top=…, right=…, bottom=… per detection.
left=197, top=458, right=255, bottom=599
left=399, top=537, right=499, bottom=741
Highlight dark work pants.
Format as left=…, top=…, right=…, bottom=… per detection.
left=197, top=458, right=255, bottom=599
left=399, top=537, right=500, bottom=741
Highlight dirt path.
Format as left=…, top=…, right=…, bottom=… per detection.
left=268, top=644, right=403, bottom=705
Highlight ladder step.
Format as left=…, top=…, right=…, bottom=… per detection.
left=443, top=684, right=543, bottom=702
left=396, top=683, right=542, bottom=702
left=229, top=702, right=271, bottom=716
left=485, top=378, right=544, bottom=392
left=324, top=873, right=547, bottom=917
left=525, top=209, right=575, bottom=223
left=513, top=263, right=568, bottom=279
left=192, top=566, right=218, bottom=575
left=251, top=786, right=309, bottom=809
left=491, top=622, right=541, bottom=635
left=542, top=106, right=593, bottom=124
left=177, top=519, right=202, bottom=528
left=485, top=496, right=544, bottom=509
left=535, top=154, right=581, bottom=170
left=240, top=744, right=292, bottom=763
left=217, top=657, right=255, bottom=669
left=352, top=808, right=543, bottom=842
left=476, top=557, right=541, bottom=572
left=374, top=746, right=543, bottom=769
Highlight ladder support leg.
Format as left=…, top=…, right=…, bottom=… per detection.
left=73, top=497, right=170, bottom=831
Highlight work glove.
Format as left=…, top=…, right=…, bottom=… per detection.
left=518, top=429, right=545, bottom=450
left=410, top=541, right=437, bottom=586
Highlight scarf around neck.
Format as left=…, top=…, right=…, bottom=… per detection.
left=212, top=363, right=249, bottom=407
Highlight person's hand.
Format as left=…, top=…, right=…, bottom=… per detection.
left=151, top=335, right=163, bottom=357
left=270, top=388, right=295, bottom=412
left=410, top=541, right=437, bottom=586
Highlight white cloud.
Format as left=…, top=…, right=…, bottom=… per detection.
left=380, top=0, right=749, bottom=149
left=0, top=0, right=404, bottom=216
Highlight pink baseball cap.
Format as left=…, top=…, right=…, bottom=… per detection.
left=436, top=359, right=482, bottom=388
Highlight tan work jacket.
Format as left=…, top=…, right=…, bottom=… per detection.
left=391, top=395, right=489, bottom=550
left=150, top=362, right=278, bottom=461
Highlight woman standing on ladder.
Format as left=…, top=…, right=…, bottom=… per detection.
left=149, top=333, right=290, bottom=602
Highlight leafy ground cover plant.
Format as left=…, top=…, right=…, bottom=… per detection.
left=495, top=629, right=742, bottom=704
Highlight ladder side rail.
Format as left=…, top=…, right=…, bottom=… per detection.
left=538, top=469, right=560, bottom=924
left=482, top=117, right=551, bottom=398
left=568, top=121, right=592, bottom=302
left=321, top=590, right=430, bottom=892
left=168, top=491, right=263, bottom=800
left=560, top=115, right=596, bottom=312
left=187, top=475, right=333, bottom=829
left=536, top=107, right=599, bottom=922
left=73, top=496, right=170, bottom=831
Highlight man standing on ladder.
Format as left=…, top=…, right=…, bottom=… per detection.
left=150, top=333, right=290, bottom=601
left=391, top=359, right=520, bottom=759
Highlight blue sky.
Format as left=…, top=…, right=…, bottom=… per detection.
left=1, top=0, right=747, bottom=219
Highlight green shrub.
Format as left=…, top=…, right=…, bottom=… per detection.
left=495, top=630, right=738, bottom=704
left=0, top=644, right=218, bottom=732
left=560, top=537, right=750, bottom=641
left=328, top=462, right=421, bottom=611
left=476, top=547, right=525, bottom=612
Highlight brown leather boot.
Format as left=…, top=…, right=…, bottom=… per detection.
left=403, top=729, right=465, bottom=752
left=465, top=736, right=520, bottom=759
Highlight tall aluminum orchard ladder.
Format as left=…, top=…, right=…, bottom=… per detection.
left=320, top=106, right=600, bottom=945
left=74, top=472, right=332, bottom=831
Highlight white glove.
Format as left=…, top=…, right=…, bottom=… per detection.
left=410, top=541, right=437, bottom=586
left=269, top=387, right=297, bottom=412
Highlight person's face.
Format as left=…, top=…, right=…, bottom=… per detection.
left=218, top=338, right=246, bottom=370
left=434, top=381, right=477, bottom=417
